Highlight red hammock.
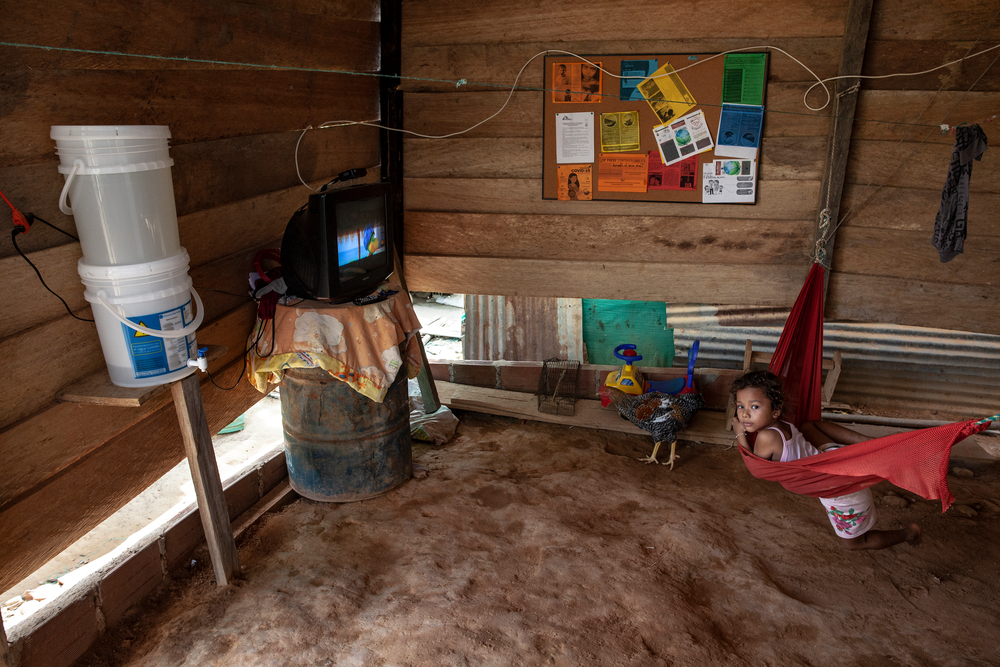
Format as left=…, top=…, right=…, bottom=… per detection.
left=737, top=263, right=992, bottom=512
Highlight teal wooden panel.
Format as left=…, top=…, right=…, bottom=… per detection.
left=582, top=299, right=674, bottom=367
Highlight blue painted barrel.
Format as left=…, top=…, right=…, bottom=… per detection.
left=280, top=367, right=411, bottom=502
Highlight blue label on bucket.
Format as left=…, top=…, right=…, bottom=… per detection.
left=122, top=300, right=195, bottom=378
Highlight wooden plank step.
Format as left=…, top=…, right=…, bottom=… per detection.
left=57, top=345, right=228, bottom=407
left=436, top=380, right=733, bottom=446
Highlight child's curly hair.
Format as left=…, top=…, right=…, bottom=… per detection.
left=730, top=370, right=785, bottom=414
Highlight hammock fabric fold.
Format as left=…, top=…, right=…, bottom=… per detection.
left=738, top=263, right=992, bottom=512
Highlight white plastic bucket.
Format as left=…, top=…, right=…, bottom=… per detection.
left=51, top=125, right=180, bottom=266
left=79, top=249, right=204, bottom=388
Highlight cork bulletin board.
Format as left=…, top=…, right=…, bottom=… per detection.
left=542, top=52, right=769, bottom=204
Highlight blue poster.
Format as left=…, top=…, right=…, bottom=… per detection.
left=619, top=59, right=658, bottom=101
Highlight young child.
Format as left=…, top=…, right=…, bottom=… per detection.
left=730, top=370, right=921, bottom=551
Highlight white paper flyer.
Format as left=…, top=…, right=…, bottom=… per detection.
left=652, top=109, right=714, bottom=167
left=555, top=112, right=595, bottom=164
left=702, top=159, right=756, bottom=203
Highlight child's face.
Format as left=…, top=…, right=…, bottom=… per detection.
left=734, top=387, right=781, bottom=434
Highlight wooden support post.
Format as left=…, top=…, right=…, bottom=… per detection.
left=814, top=0, right=874, bottom=291
left=1, top=618, right=11, bottom=667
left=171, top=373, right=241, bottom=586
left=393, top=250, right=441, bottom=413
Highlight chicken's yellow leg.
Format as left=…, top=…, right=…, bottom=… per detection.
left=638, top=441, right=663, bottom=465
left=662, top=440, right=678, bottom=470
left=638, top=440, right=679, bottom=469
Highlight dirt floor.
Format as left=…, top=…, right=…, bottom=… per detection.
left=79, top=411, right=1000, bottom=667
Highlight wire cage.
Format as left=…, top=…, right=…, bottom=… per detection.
left=537, top=358, right=581, bottom=416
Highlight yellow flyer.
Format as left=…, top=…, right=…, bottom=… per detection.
left=598, top=154, right=648, bottom=193
left=557, top=164, right=593, bottom=200
left=600, top=111, right=640, bottom=153
left=636, top=62, right=697, bottom=125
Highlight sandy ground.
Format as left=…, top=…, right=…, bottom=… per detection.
left=79, top=411, right=1000, bottom=667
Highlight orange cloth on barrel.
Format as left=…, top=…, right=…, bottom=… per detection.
left=246, top=283, right=423, bottom=402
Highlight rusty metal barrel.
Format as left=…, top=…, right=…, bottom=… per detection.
left=280, top=367, right=411, bottom=502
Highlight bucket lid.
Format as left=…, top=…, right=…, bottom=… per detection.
left=51, top=126, right=172, bottom=141
left=52, top=126, right=173, bottom=175
left=78, top=248, right=191, bottom=281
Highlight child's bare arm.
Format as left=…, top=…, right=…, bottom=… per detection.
left=750, top=429, right=784, bottom=461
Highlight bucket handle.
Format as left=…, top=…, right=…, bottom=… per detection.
left=58, top=160, right=85, bottom=215
left=94, top=287, right=205, bottom=338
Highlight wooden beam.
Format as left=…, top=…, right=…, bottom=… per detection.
left=57, top=346, right=228, bottom=407
left=435, top=381, right=733, bottom=446
left=1, top=618, right=10, bottom=667
left=814, top=0, right=874, bottom=282
left=171, top=373, right=241, bottom=587
left=404, top=255, right=808, bottom=304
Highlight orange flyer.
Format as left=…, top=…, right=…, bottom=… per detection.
left=597, top=154, right=648, bottom=193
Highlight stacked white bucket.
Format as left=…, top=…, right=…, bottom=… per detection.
left=52, top=125, right=203, bottom=387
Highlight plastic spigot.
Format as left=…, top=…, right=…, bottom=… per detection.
left=187, top=347, right=209, bottom=372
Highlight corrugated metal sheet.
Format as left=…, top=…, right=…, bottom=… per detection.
left=462, top=298, right=999, bottom=418
left=667, top=305, right=1000, bottom=419
left=464, top=295, right=583, bottom=362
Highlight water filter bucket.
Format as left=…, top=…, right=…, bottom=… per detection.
left=51, top=125, right=180, bottom=266
left=79, top=249, right=204, bottom=388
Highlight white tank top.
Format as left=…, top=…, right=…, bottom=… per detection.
left=770, top=421, right=820, bottom=462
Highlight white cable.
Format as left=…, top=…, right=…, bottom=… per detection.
left=292, top=43, right=1000, bottom=187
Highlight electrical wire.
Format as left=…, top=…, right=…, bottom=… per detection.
left=10, top=228, right=94, bottom=322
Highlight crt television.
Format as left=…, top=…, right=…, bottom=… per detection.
left=280, top=182, right=395, bottom=302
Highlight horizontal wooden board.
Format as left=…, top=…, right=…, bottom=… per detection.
left=402, top=0, right=850, bottom=47
left=404, top=212, right=813, bottom=264
left=404, top=177, right=822, bottom=220
left=852, top=90, right=1000, bottom=143
left=860, top=40, right=1000, bottom=92
left=402, top=84, right=830, bottom=139
left=0, top=352, right=266, bottom=595
left=401, top=38, right=845, bottom=93
left=404, top=254, right=810, bottom=304
left=2, top=1, right=379, bottom=72
left=831, top=226, right=999, bottom=285
left=0, top=178, right=338, bottom=339
left=0, top=128, right=380, bottom=258
left=403, top=134, right=825, bottom=181
left=840, top=184, right=1000, bottom=232
left=827, top=272, right=1000, bottom=336
left=436, top=380, right=733, bottom=445
left=870, top=1, right=1000, bottom=42
left=1, top=69, right=380, bottom=167
left=0, top=303, right=259, bottom=510
left=846, top=138, right=1000, bottom=193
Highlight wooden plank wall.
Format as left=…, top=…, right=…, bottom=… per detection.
left=0, top=0, right=383, bottom=594
left=400, top=0, right=999, bottom=336
left=831, top=1, right=1000, bottom=335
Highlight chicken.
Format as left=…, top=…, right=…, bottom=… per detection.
left=600, top=386, right=705, bottom=469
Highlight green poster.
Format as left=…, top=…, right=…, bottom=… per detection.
left=721, top=53, right=767, bottom=106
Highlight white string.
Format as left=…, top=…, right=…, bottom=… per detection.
left=294, top=43, right=1000, bottom=189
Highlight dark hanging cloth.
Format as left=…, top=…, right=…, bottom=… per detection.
left=932, top=124, right=988, bottom=263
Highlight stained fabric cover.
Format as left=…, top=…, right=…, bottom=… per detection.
left=738, top=262, right=992, bottom=512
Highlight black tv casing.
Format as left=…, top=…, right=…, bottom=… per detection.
left=280, top=182, right=394, bottom=302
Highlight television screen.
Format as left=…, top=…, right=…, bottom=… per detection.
left=335, top=195, right=387, bottom=279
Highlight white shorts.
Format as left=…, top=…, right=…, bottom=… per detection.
left=818, top=488, right=877, bottom=538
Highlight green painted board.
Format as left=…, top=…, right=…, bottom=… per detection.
left=582, top=299, right=674, bottom=367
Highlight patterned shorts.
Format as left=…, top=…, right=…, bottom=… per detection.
left=818, top=489, right=877, bottom=538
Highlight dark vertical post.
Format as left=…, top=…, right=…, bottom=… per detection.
left=1, top=618, right=11, bottom=667
left=815, top=0, right=875, bottom=293
left=380, top=0, right=404, bottom=259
